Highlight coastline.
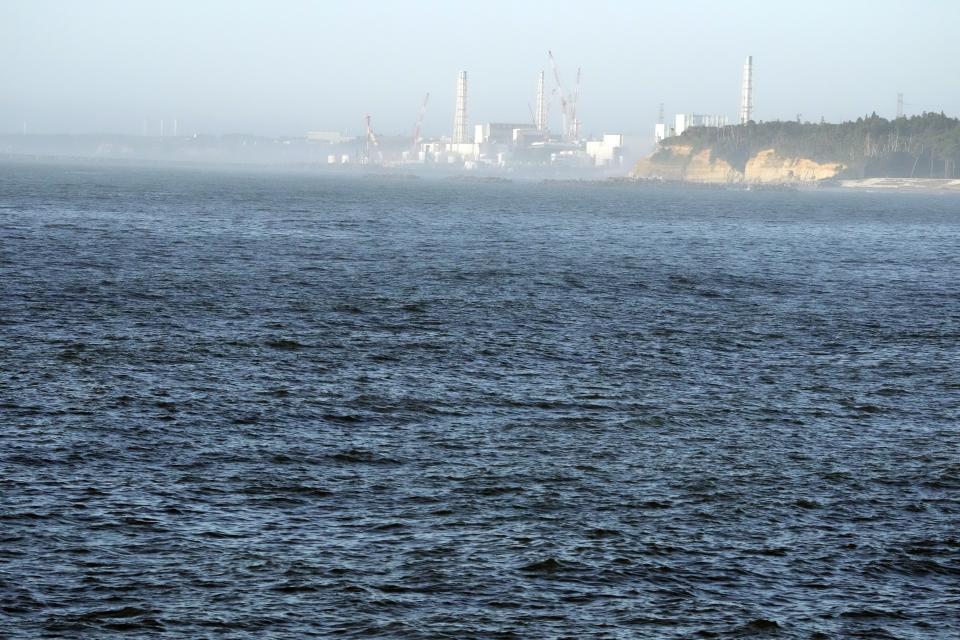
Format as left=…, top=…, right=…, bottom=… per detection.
left=838, top=177, right=960, bottom=191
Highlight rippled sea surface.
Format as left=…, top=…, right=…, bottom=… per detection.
left=2, top=162, right=959, bottom=639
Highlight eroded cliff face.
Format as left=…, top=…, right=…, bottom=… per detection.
left=684, top=150, right=743, bottom=183
left=631, top=145, right=744, bottom=183
left=631, top=146, right=845, bottom=183
left=630, top=145, right=695, bottom=181
left=744, top=149, right=844, bottom=182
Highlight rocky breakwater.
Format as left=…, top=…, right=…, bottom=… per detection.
left=631, top=145, right=845, bottom=184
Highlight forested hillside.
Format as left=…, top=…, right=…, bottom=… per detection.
left=660, top=113, right=960, bottom=178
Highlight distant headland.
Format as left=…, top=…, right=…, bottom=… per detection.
left=632, top=112, right=960, bottom=188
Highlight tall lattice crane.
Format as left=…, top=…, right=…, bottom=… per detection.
left=548, top=50, right=570, bottom=140
left=570, top=67, right=582, bottom=140
left=411, top=92, right=430, bottom=154
left=548, top=51, right=581, bottom=142
left=364, top=114, right=381, bottom=164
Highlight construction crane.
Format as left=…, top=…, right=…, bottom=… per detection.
left=570, top=67, right=581, bottom=141
left=411, top=92, right=430, bottom=154
left=548, top=50, right=570, bottom=140
left=547, top=50, right=582, bottom=141
left=364, top=114, right=381, bottom=164
left=528, top=93, right=556, bottom=131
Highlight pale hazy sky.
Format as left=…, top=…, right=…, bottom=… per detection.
left=2, top=0, right=958, bottom=137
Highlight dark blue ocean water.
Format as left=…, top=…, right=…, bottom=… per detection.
left=1, top=162, right=959, bottom=639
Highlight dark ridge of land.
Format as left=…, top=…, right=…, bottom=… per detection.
left=660, top=112, right=960, bottom=178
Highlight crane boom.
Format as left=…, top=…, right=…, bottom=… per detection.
left=365, top=114, right=379, bottom=148
left=570, top=67, right=581, bottom=140
left=411, top=92, right=430, bottom=152
left=364, top=114, right=381, bottom=164
left=548, top=50, right=571, bottom=140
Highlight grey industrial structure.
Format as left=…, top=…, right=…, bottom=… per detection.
left=655, top=55, right=754, bottom=144
left=307, top=53, right=626, bottom=171
left=305, top=54, right=757, bottom=170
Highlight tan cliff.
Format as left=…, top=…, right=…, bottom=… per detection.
left=631, top=146, right=845, bottom=184
left=744, top=149, right=845, bottom=182
left=630, top=144, right=693, bottom=181
left=631, top=145, right=742, bottom=183
left=685, top=150, right=743, bottom=183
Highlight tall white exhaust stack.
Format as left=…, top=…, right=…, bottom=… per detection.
left=739, top=55, right=753, bottom=124
left=453, top=70, right=468, bottom=143
left=535, top=70, right=547, bottom=132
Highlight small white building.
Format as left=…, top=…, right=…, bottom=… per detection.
left=584, top=134, right=624, bottom=167
left=474, top=122, right=533, bottom=145
left=674, top=113, right=729, bottom=137
left=654, top=123, right=669, bottom=144
left=446, top=142, right=480, bottom=160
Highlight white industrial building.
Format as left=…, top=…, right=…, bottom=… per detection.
left=417, top=65, right=617, bottom=169
left=654, top=55, right=752, bottom=144
left=654, top=123, right=668, bottom=144
left=474, top=123, right=535, bottom=145
left=673, top=113, right=729, bottom=137
left=584, top=134, right=625, bottom=167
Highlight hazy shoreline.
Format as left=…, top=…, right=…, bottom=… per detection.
left=838, top=177, right=960, bottom=191
left=5, top=154, right=960, bottom=195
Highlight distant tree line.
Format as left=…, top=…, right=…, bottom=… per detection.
left=662, top=112, right=960, bottom=178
